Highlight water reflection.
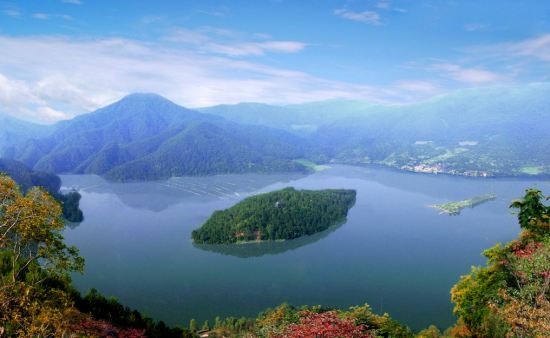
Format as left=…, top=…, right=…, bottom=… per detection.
left=64, top=221, right=82, bottom=230
left=193, top=221, right=345, bottom=258
left=61, top=164, right=550, bottom=331
left=60, top=172, right=308, bottom=212
left=332, top=164, right=550, bottom=201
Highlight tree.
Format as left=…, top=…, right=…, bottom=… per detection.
left=190, top=319, right=197, bottom=332
left=489, top=240, right=550, bottom=338
left=202, top=320, right=210, bottom=331
left=269, top=310, right=374, bottom=338
left=451, top=188, right=550, bottom=338
left=0, top=173, right=85, bottom=336
left=417, top=325, right=442, bottom=338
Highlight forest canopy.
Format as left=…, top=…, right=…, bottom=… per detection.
left=192, top=187, right=356, bottom=244
left=0, top=159, right=83, bottom=222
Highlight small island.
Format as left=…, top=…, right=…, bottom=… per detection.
left=192, top=187, right=356, bottom=244
left=429, top=192, right=497, bottom=214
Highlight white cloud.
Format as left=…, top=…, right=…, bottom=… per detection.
left=2, top=10, right=20, bottom=18
left=430, top=63, right=508, bottom=83
left=0, top=74, right=54, bottom=123
left=33, top=13, right=73, bottom=20
left=204, top=41, right=307, bottom=56
left=334, top=9, right=381, bottom=25
left=464, top=23, right=489, bottom=32
left=376, top=2, right=390, bottom=9
left=34, top=13, right=50, bottom=19
left=36, top=106, right=73, bottom=120
left=163, top=27, right=307, bottom=56
left=164, top=28, right=211, bottom=44
left=0, top=34, right=416, bottom=123
left=197, top=7, right=229, bottom=17
left=254, top=33, right=272, bottom=40
left=459, top=34, right=550, bottom=79
left=393, top=8, right=407, bottom=12
left=465, top=34, right=550, bottom=61
left=503, top=34, right=550, bottom=61
left=141, top=16, right=163, bottom=24
left=394, top=80, right=443, bottom=94
left=61, top=0, right=83, bottom=4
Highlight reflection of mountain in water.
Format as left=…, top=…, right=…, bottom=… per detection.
left=64, top=221, right=82, bottom=230
left=192, top=220, right=345, bottom=258
left=59, top=172, right=308, bottom=212
left=324, top=164, right=538, bottom=203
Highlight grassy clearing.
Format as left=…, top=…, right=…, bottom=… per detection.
left=521, top=166, right=541, bottom=174
left=425, top=148, right=455, bottom=164
left=293, top=159, right=331, bottom=171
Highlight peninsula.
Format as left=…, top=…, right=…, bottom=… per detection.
left=192, top=187, right=356, bottom=244
left=429, top=192, right=497, bottom=214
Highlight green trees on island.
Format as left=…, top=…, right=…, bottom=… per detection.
left=192, top=187, right=356, bottom=244
left=430, top=192, right=497, bottom=215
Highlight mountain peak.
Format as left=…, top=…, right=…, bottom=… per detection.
left=116, top=93, right=174, bottom=106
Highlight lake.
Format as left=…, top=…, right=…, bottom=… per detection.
left=60, top=164, right=549, bottom=332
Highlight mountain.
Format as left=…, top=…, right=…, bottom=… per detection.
left=6, top=83, right=550, bottom=179
left=316, top=83, right=550, bottom=175
left=4, top=93, right=311, bottom=180
left=0, top=113, right=56, bottom=151
left=195, top=99, right=377, bottom=135
left=197, top=83, right=550, bottom=176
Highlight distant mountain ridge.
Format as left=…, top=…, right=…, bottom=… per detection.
left=0, top=112, right=56, bottom=149
left=2, top=93, right=312, bottom=181
left=195, top=99, right=377, bottom=135
left=3, top=83, right=550, bottom=179
left=196, top=83, right=550, bottom=176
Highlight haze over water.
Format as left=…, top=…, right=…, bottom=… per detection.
left=60, top=165, right=548, bottom=331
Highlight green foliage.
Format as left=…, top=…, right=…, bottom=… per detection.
left=451, top=188, right=550, bottom=338
left=431, top=192, right=497, bottom=214
left=192, top=187, right=356, bottom=244
left=7, top=85, right=550, bottom=179
left=510, top=188, right=550, bottom=230
left=5, top=94, right=313, bottom=181
left=190, top=319, right=197, bottom=332
left=0, top=158, right=83, bottom=222
left=0, top=174, right=86, bottom=336
left=73, top=287, right=193, bottom=338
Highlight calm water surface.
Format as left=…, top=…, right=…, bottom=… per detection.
left=60, top=165, right=550, bottom=332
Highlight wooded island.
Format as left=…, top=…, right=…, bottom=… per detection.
left=192, top=187, right=356, bottom=244
left=429, top=192, right=497, bottom=214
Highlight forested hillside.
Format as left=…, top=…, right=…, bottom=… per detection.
left=0, top=112, right=56, bottom=149
left=195, top=99, right=375, bottom=136
left=4, top=83, right=550, bottom=180
left=2, top=94, right=316, bottom=181
left=192, top=187, right=356, bottom=244
left=198, top=83, right=550, bottom=177
left=0, top=158, right=83, bottom=222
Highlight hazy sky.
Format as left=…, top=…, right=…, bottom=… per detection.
left=1, top=0, right=550, bottom=123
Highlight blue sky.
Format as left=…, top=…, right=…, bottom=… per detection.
left=1, top=0, right=550, bottom=123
